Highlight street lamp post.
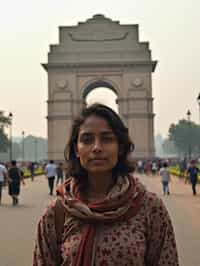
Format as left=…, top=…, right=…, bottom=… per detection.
left=197, top=93, right=200, bottom=123
left=8, top=112, right=13, bottom=162
left=22, top=131, right=25, bottom=162
left=34, top=138, right=37, bottom=162
left=186, top=109, right=191, bottom=160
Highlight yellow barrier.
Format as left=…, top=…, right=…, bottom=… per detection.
left=23, top=167, right=44, bottom=178
left=169, top=167, right=200, bottom=182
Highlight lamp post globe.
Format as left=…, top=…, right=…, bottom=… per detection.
left=186, top=109, right=191, bottom=121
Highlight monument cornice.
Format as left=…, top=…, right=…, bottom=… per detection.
left=123, top=113, right=155, bottom=118
left=118, top=97, right=153, bottom=101
left=47, top=114, right=73, bottom=120
left=47, top=99, right=82, bottom=103
left=42, top=61, right=157, bottom=72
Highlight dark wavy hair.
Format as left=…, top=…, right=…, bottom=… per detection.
left=64, top=103, right=135, bottom=188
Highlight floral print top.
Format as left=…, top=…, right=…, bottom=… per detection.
left=33, top=181, right=179, bottom=266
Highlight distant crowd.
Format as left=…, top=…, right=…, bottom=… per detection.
left=0, top=157, right=199, bottom=206
left=0, top=160, right=66, bottom=205
left=135, top=158, right=200, bottom=196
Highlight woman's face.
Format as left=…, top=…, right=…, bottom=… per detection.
left=75, top=115, right=119, bottom=177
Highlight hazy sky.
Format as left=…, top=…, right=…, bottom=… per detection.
left=0, top=0, right=200, bottom=139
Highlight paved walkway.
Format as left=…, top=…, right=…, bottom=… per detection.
left=0, top=174, right=200, bottom=266
left=139, top=174, right=200, bottom=266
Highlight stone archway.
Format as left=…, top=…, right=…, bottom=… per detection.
left=82, top=79, right=118, bottom=100
left=42, top=14, right=157, bottom=160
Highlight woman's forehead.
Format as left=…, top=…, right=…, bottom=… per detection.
left=79, top=115, right=113, bottom=132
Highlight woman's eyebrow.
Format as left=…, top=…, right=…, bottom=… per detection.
left=79, top=130, right=114, bottom=136
left=100, top=131, right=115, bottom=136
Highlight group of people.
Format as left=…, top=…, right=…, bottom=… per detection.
left=136, top=158, right=200, bottom=196
left=136, top=159, right=162, bottom=175
left=0, top=159, right=66, bottom=205
left=0, top=160, right=25, bottom=205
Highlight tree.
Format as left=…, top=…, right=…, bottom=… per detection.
left=168, top=119, right=200, bottom=157
left=162, top=139, right=178, bottom=156
left=0, top=111, right=11, bottom=152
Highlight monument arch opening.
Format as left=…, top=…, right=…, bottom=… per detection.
left=85, top=86, right=118, bottom=113
left=83, top=80, right=118, bottom=113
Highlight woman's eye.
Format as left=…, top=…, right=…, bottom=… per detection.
left=102, top=136, right=114, bottom=143
left=80, top=136, right=93, bottom=144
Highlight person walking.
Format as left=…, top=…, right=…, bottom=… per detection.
left=0, top=162, right=8, bottom=205
left=159, top=162, right=171, bottom=195
left=187, top=160, right=199, bottom=195
left=151, top=161, right=158, bottom=175
left=8, top=160, right=25, bottom=205
left=29, top=162, right=35, bottom=182
left=45, top=160, right=57, bottom=196
left=179, top=158, right=187, bottom=180
left=56, top=162, right=64, bottom=185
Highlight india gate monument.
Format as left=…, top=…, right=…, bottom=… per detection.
left=42, top=14, right=157, bottom=160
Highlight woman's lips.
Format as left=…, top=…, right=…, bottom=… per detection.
left=89, top=158, right=107, bottom=164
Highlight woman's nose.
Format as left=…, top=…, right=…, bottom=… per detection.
left=92, top=138, right=102, bottom=152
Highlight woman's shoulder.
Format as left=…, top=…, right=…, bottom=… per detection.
left=143, top=190, right=170, bottom=225
left=40, top=200, right=57, bottom=222
left=40, top=198, right=66, bottom=223
left=144, top=190, right=164, bottom=208
left=133, top=176, right=168, bottom=216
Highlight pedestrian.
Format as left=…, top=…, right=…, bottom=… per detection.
left=159, top=162, right=171, bottom=195
left=8, top=160, right=25, bottom=206
left=187, top=160, right=199, bottom=195
left=0, top=162, right=8, bottom=205
left=45, top=160, right=57, bottom=196
left=179, top=158, right=187, bottom=180
left=151, top=161, right=157, bottom=175
left=29, top=162, right=35, bottom=181
left=33, top=103, right=179, bottom=266
left=56, top=162, right=64, bottom=185
left=137, top=159, right=143, bottom=174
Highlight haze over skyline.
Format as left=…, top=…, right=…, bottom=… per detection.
left=0, top=0, right=200, bottom=139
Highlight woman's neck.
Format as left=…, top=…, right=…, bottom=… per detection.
left=86, top=172, right=114, bottom=200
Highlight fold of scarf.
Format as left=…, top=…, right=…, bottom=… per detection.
left=56, top=175, right=144, bottom=266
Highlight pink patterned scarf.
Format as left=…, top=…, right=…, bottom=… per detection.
left=57, top=175, right=144, bottom=266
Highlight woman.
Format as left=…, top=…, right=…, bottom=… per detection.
left=33, top=104, right=179, bottom=265
left=8, top=160, right=24, bottom=205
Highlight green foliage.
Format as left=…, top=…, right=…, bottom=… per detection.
left=0, top=111, right=11, bottom=126
left=0, top=128, right=9, bottom=152
left=162, top=139, right=178, bottom=155
left=168, top=119, right=200, bottom=157
left=0, top=111, right=11, bottom=152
